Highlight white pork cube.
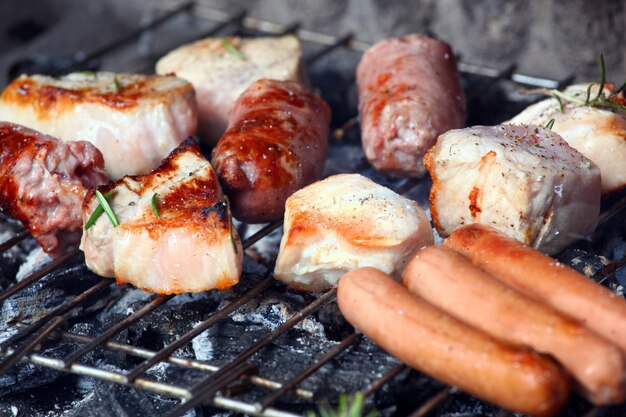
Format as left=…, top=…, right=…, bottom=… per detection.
left=424, top=125, right=601, bottom=254
left=80, top=138, right=243, bottom=294
left=156, top=35, right=306, bottom=144
left=274, top=174, right=434, bottom=292
left=0, top=72, right=197, bottom=180
left=507, top=83, right=626, bottom=194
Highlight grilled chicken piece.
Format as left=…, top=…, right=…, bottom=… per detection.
left=0, top=122, right=107, bottom=256
left=274, top=174, right=433, bottom=292
left=507, top=83, right=626, bottom=194
left=211, top=79, right=330, bottom=223
left=80, top=138, right=243, bottom=294
left=0, top=72, right=197, bottom=180
left=156, top=35, right=306, bottom=144
left=424, top=124, right=601, bottom=254
left=356, top=34, right=466, bottom=176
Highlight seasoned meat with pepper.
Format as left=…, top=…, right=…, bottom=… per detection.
left=424, top=124, right=601, bottom=254
left=0, top=72, right=197, bottom=180
left=508, top=83, right=626, bottom=194
left=156, top=35, right=306, bottom=144
left=80, top=138, right=243, bottom=294
left=0, top=122, right=107, bottom=256
left=356, top=34, right=466, bottom=176
left=274, top=174, right=433, bottom=291
left=211, top=79, right=330, bottom=223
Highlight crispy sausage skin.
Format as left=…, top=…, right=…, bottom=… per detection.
left=0, top=122, right=107, bottom=256
left=403, top=246, right=626, bottom=404
left=211, top=79, right=330, bottom=223
left=338, top=267, right=569, bottom=417
left=356, top=34, right=466, bottom=177
left=444, top=224, right=626, bottom=354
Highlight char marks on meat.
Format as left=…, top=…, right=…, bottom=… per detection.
left=274, top=173, right=433, bottom=292
left=424, top=124, right=601, bottom=254
left=0, top=72, right=198, bottom=180
left=80, top=138, right=243, bottom=294
left=156, top=35, right=306, bottom=144
left=211, top=79, right=330, bottom=223
left=356, top=34, right=466, bottom=177
left=0, top=122, right=107, bottom=256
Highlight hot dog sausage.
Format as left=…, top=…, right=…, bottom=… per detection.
left=356, top=34, right=466, bottom=177
left=403, top=245, right=626, bottom=404
left=337, top=267, right=569, bottom=417
left=444, top=224, right=626, bottom=354
left=211, top=79, right=330, bottom=223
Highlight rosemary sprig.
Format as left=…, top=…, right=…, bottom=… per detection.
left=95, top=189, right=120, bottom=227
left=221, top=38, right=245, bottom=60
left=307, top=393, right=378, bottom=417
left=529, top=52, right=626, bottom=112
left=84, top=190, right=115, bottom=230
left=81, top=70, right=95, bottom=76
left=112, top=77, right=121, bottom=94
left=151, top=193, right=161, bottom=217
left=545, top=118, right=555, bottom=130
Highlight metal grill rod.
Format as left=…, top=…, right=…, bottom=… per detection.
left=0, top=249, right=78, bottom=303
left=125, top=275, right=274, bottom=382
left=63, top=294, right=173, bottom=366
left=0, top=230, right=27, bottom=252
left=0, top=278, right=112, bottom=352
left=408, top=387, right=457, bottom=417
left=257, top=332, right=361, bottom=410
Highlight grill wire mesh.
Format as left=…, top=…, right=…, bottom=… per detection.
left=1, top=1, right=626, bottom=416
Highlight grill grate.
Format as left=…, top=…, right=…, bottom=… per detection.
left=0, top=2, right=625, bottom=416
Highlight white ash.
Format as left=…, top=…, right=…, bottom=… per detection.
left=190, top=323, right=214, bottom=361
left=15, top=247, right=51, bottom=282
left=145, top=361, right=171, bottom=379
left=10, top=405, right=17, bottom=416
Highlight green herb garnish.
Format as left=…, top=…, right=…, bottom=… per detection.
left=545, top=118, right=555, bottom=130
left=95, top=189, right=120, bottom=227
left=528, top=52, right=626, bottom=112
left=151, top=193, right=161, bottom=217
left=81, top=70, right=95, bottom=76
left=307, top=393, right=378, bottom=417
left=113, top=78, right=121, bottom=94
left=584, top=160, right=592, bottom=169
left=220, top=38, right=245, bottom=60
left=84, top=190, right=115, bottom=230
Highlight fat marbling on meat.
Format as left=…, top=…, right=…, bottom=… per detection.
left=0, top=122, right=108, bottom=256
left=274, top=174, right=433, bottom=292
left=356, top=34, right=466, bottom=176
left=424, top=124, right=601, bottom=254
left=156, top=35, right=306, bottom=144
left=211, top=79, right=330, bottom=224
left=80, top=138, right=243, bottom=294
left=507, top=83, right=626, bottom=194
left=0, top=72, right=197, bottom=180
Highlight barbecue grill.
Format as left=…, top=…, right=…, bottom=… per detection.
left=1, top=2, right=626, bottom=416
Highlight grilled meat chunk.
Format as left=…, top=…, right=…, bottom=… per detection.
left=0, top=72, right=197, bottom=180
left=211, top=79, right=330, bottom=224
left=156, top=35, right=306, bottom=143
left=356, top=34, right=466, bottom=176
left=507, top=83, right=626, bottom=194
left=80, top=138, right=243, bottom=294
left=424, top=124, right=601, bottom=254
left=0, top=122, right=107, bottom=256
left=274, top=174, right=433, bottom=292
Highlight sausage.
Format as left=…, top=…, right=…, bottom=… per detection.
left=356, top=34, right=466, bottom=177
left=444, top=224, right=626, bottom=354
left=337, top=267, right=569, bottom=417
left=211, top=79, right=330, bottom=223
left=0, top=122, right=108, bottom=256
left=402, top=245, right=626, bottom=404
